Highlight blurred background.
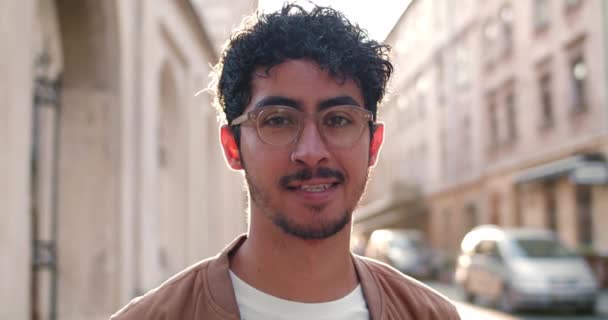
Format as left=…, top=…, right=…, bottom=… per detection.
left=2, top=0, right=608, bottom=319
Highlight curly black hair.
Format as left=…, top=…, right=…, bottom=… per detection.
left=214, top=3, right=393, bottom=142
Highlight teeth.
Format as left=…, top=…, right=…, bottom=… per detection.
left=300, top=184, right=331, bottom=192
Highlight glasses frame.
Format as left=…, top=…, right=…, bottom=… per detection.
left=231, top=105, right=374, bottom=147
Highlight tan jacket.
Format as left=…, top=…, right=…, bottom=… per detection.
left=111, top=235, right=460, bottom=320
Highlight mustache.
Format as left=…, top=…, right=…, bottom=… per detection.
left=279, top=167, right=345, bottom=187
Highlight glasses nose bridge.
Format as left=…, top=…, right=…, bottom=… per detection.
left=294, top=111, right=326, bottom=144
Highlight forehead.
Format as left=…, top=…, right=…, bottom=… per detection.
left=247, top=59, right=364, bottom=112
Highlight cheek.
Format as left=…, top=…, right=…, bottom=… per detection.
left=240, top=130, right=265, bottom=163
left=337, top=146, right=370, bottom=178
left=241, top=137, right=289, bottom=177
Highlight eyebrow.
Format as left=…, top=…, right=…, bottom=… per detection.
left=318, top=96, right=362, bottom=110
left=254, top=96, right=300, bottom=109
left=253, top=95, right=362, bottom=111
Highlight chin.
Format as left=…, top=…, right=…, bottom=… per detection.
left=271, top=208, right=352, bottom=240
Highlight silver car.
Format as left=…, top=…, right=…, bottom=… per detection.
left=364, top=229, right=438, bottom=279
left=454, top=225, right=598, bottom=314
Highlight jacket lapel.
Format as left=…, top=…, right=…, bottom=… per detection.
left=353, top=255, right=383, bottom=319
left=205, top=234, right=247, bottom=319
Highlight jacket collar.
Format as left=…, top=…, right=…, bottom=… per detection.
left=206, top=234, right=383, bottom=319
left=352, top=254, right=383, bottom=319
left=206, top=234, right=247, bottom=318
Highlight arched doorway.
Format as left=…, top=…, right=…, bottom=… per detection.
left=53, top=0, right=123, bottom=318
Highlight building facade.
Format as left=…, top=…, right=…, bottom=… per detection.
left=358, top=0, right=608, bottom=264
left=1, top=0, right=255, bottom=319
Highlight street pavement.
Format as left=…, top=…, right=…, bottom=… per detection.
left=425, top=281, right=608, bottom=320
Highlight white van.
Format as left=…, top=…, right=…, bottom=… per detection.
left=454, top=225, right=598, bottom=314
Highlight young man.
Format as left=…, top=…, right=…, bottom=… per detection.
left=112, top=4, right=460, bottom=319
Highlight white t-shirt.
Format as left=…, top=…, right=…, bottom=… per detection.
left=229, top=270, right=369, bottom=320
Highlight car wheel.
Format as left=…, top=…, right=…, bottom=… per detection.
left=576, top=301, right=596, bottom=315
left=464, top=289, right=475, bottom=303
left=497, top=285, right=518, bottom=313
left=463, top=281, right=475, bottom=303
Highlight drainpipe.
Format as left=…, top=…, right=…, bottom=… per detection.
left=31, top=52, right=61, bottom=320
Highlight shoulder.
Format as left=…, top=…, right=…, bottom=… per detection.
left=110, top=256, right=216, bottom=320
left=355, top=255, right=460, bottom=319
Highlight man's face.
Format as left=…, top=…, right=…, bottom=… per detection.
left=221, top=59, right=383, bottom=240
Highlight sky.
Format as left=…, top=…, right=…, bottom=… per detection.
left=257, top=0, right=412, bottom=41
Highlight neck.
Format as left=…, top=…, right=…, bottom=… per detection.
left=230, top=214, right=358, bottom=303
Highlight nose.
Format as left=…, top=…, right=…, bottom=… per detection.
left=290, top=119, right=330, bottom=167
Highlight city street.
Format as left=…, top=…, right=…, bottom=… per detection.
left=426, top=282, right=608, bottom=320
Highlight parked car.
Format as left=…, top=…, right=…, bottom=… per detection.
left=364, top=229, right=438, bottom=279
left=454, top=225, right=599, bottom=314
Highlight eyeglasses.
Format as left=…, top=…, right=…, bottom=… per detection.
left=231, top=105, right=373, bottom=147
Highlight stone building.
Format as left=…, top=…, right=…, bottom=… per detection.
left=358, top=0, right=608, bottom=262
left=1, top=0, right=255, bottom=319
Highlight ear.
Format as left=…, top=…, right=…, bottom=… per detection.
left=220, top=125, right=243, bottom=170
left=368, top=122, right=384, bottom=167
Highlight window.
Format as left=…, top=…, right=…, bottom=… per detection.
left=417, top=143, right=428, bottom=186
left=539, top=72, right=554, bottom=127
left=418, top=93, right=426, bottom=119
left=515, top=239, right=575, bottom=258
left=499, top=5, right=514, bottom=56
left=488, top=93, right=499, bottom=149
left=533, top=0, right=550, bottom=30
left=482, top=20, right=498, bottom=67
left=505, top=91, right=517, bottom=142
left=436, top=56, right=445, bottom=106
left=455, top=42, right=470, bottom=87
left=440, top=128, right=448, bottom=177
left=416, top=76, right=428, bottom=118
left=569, top=53, right=588, bottom=112
left=462, top=116, right=472, bottom=172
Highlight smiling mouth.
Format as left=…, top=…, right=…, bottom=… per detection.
left=300, top=183, right=333, bottom=192
left=286, top=183, right=340, bottom=192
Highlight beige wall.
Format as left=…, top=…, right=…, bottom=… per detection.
left=1, top=0, right=251, bottom=318
left=0, top=1, right=36, bottom=319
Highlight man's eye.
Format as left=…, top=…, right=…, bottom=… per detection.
left=261, top=115, right=296, bottom=127
left=325, top=115, right=353, bottom=128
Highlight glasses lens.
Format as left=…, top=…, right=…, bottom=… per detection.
left=257, top=107, right=300, bottom=145
left=320, top=107, right=368, bottom=147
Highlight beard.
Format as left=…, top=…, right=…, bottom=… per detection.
left=244, top=167, right=369, bottom=240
